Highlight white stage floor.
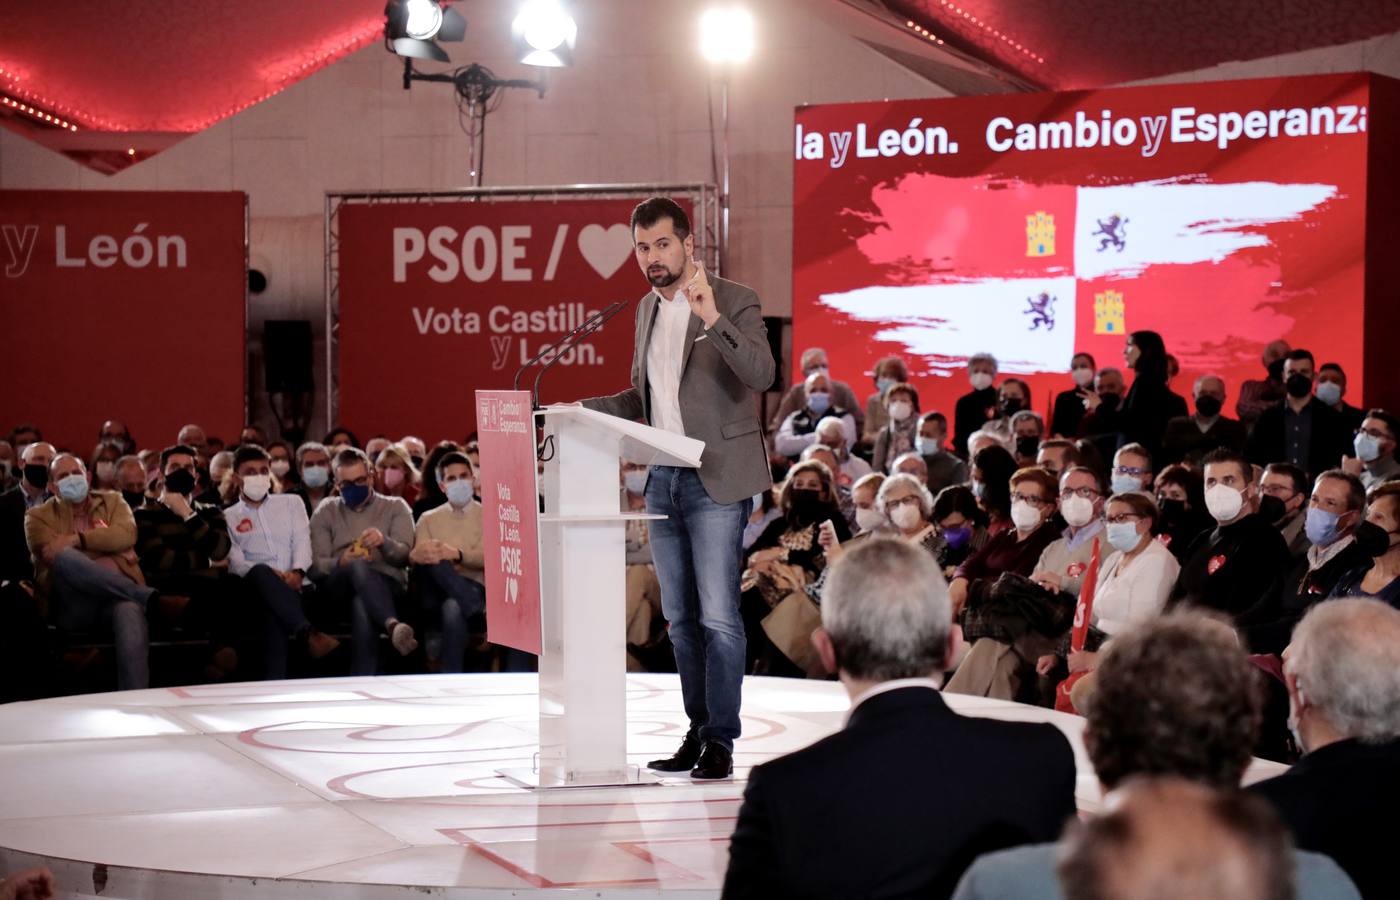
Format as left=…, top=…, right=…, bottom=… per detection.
left=0, top=674, right=1287, bottom=898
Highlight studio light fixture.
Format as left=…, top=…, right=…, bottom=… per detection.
left=511, top=1, right=578, bottom=68
left=699, top=5, right=754, bottom=64
left=385, top=0, right=466, bottom=63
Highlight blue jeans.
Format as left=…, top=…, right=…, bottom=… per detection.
left=322, top=560, right=403, bottom=676
left=416, top=561, right=486, bottom=674
left=242, top=564, right=312, bottom=680
left=49, top=549, right=153, bottom=691
left=645, top=466, right=751, bottom=750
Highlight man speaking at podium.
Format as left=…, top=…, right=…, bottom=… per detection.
left=579, top=197, right=774, bottom=779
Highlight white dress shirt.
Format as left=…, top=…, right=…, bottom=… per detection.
left=646, top=287, right=693, bottom=437
left=225, top=493, right=313, bottom=576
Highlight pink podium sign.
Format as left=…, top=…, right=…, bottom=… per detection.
left=475, top=390, right=542, bottom=655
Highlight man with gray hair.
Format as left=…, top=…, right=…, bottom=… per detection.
left=769, top=346, right=862, bottom=434
left=1161, top=374, right=1247, bottom=466
left=955, top=352, right=1001, bottom=458
left=1252, top=598, right=1400, bottom=899
left=723, top=539, right=1076, bottom=899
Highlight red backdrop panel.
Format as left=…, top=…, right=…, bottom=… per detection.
left=475, top=390, right=542, bottom=654
left=0, top=189, right=247, bottom=454
left=337, top=197, right=678, bottom=442
left=793, top=73, right=1378, bottom=429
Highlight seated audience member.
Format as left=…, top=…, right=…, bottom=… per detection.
left=776, top=373, right=858, bottom=461
left=1050, top=352, right=1096, bottom=438
left=801, top=445, right=857, bottom=530
left=1161, top=374, right=1247, bottom=466
left=1246, top=349, right=1351, bottom=476
left=292, top=442, right=333, bottom=517
left=323, top=426, right=359, bottom=449
left=1261, top=462, right=1312, bottom=559
left=137, top=449, right=161, bottom=483
left=724, top=539, right=1077, bottom=900
left=1343, top=409, right=1400, bottom=490
left=813, top=475, right=940, bottom=608
left=1240, top=470, right=1369, bottom=655
left=17, top=442, right=57, bottom=509
left=1034, top=439, right=1079, bottom=481
left=1169, top=448, right=1290, bottom=622
left=0, top=440, right=16, bottom=492
left=871, top=383, right=921, bottom=473
left=620, top=459, right=664, bottom=669
left=310, top=447, right=417, bottom=675
left=225, top=445, right=338, bottom=679
left=1009, top=410, right=1045, bottom=467
left=954, top=352, right=1000, bottom=458
left=1058, top=780, right=1298, bottom=900
left=99, top=419, right=137, bottom=455
left=967, top=427, right=1011, bottom=460
left=1252, top=599, right=1400, bottom=900
left=1236, top=339, right=1290, bottom=426
left=399, top=435, right=427, bottom=472
left=205, top=436, right=226, bottom=456
left=770, top=346, right=863, bottom=435
left=177, top=423, right=207, bottom=457
left=114, top=456, right=148, bottom=512
left=135, top=444, right=236, bottom=675
left=9, top=423, right=42, bottom=450
left=812, top=416, right=871, bottom=483
left=200, top=450, right=235, bottom=507
left=1075, top=367, right=1126, bottom=463
left=25, top=455, right=151, bottom=690
left=1108, top=442, right=1153, bottom=495
left=413, top=441, right=463, bottom=519
left=954, top=611, right=1359, bottom=900
left=948, top=467, right=1062, bottom=616
left=374, top=444, right=421, bottom=508
left=864, top=355, right=911, bottom=447
left=0, top=865, right=56, bottom=900
left=916, top=412, right=968, bottom=493
left=970, top=446, right=1017, bottom=533
left=266, top=440, right=297, bottom=489
left=1314, top=362, right=1364, bottom=432
left=851, top=472, right=886, bottom=535
left=1152, top=463, right=1212, bottom=560
left=889, top=450, right=929, bottom=486
left=742, top=488, right=781, bottom=551
left=90, top=442, right=122, bottom=491
left=363, top=436, right=392, bottom=461
left=932, top=485, right=989, bottom=579
left=238, top=424, right=268, bottom=448
left=1327, top=480, right=1400, bottom=604
left=410, top=451, right=485, bottom=673
left=947, top=466, right=1106, bottom=700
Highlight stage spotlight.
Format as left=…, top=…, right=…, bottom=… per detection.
left=699, top=6, right=754, bottom=64
left=512, top=1, right=577, bottom=68
left=385, top=0, right=466, bottom=63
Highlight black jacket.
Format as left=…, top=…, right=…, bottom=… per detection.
left=954, top=387, right=999, bottom=458
left=1118, top=378, right=1188, bottom=459
left=1160, top=414, right=1248, bottom=466
left=1251, top=737, right=1400, bottom=900
left=1237, top=538, right=1373, bottom=654
left=722, top=687, right=1077, bottom=900
left=1050, top=387, right=1087, bottom=438
left=1245, top=398, right=1352, bottom=478
left=1169, top=512, right=1291, bottom=623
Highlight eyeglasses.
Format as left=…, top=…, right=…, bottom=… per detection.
left=1357, top=428, right=1393, bottom=441
left=886, top=495, right=921, bottom=510
left=1260, top=484, right=1298, bottom=499
left=1105, top=513, right=1142, bottom=525
left=1114, top=465, right=1150, bottom=476
left=1060, top=486, right=1100, bottom=500
left=1012, top=492, right=1051, bottom=507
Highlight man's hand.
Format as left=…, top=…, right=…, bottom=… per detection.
left=280, top=569, right=304, bottom=591
left=683, top=258, right=720, bottom=328
left=160, top=490, right=193, bottom=520
left=1068, top=649, right=1098, bottom=674
left=1035, top=654, right=1059, bottom=677
left=0, top=866, right=56, bottom=900
left=359, top=527, right=385, bottom=549
left=40, top=534, right=80, bottom=564
left=1341, top=456, right=1364, bottom=477
left=1033, top=570, right=1063, bottom=591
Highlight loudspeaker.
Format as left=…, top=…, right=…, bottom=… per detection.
left=263, top=320, right=313, bottom=392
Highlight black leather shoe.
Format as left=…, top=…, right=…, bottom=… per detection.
left=690, top=742, right=733, bottom=780
left=647, top=733, right=703, bottom=772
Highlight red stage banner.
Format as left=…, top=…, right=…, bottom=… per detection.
left=475, top=389, right=542, bottom=655
left=794, top=73, right=1395, bottom=424
left=0, top=190, right=247, bottom=454
left=337, top=197, right=674, bottom=442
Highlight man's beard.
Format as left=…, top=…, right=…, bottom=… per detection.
left=647, top=262, right=682, bottom=288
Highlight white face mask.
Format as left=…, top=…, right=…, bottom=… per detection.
left=855, top=506, right=886, bottom=532
left=1010, top=499, right=1042, bottom=531
left=1061, top=494, right=1096, bottom=528
left=1071, top=366, right=1095, bottom=387
left=887, top=400, right=913, bottom=422
left=890, top=503, right=923, bottom=531
left=241, top=474, right=271, bottom=502
left=270, top=459, right=291, bottom=478
left=969, top=372, right=994, bottom=392
left=1204, top=484, right=1245, bottom=522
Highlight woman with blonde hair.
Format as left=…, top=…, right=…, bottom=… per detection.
left=374, top=444, right=421, bottom=507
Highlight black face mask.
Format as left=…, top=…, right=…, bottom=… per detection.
left=164, top=468, right=197, bottom=496
left=1195, top=395, right=1223, bottom=418
left=1015, top=436, right=1040, bottom=459
left=1258, top=493, right=1288, bottom=525
left=122, top=490, right=147, bottom=510
left=23, top=463, right=49, bottom=490
left=1267, top=358, right=1286, bottom=381
left=1098, top=393, right=1121, bottom=413
left=1158, top=498, right=1187, bottom=524
left=1354, top=520, right=1398, bottom=557
left=999, top=397, right=1024, bottom=417
left=1285, top=374, right=1313, bottom=399
left=789, top=488, right=825, bottom=522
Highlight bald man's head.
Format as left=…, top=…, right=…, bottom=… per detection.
left=1059, top=778, right=1293, bottom=900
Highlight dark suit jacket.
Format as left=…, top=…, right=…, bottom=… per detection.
left=1245, top=398, right=1352, bottom=478
left=583, top=275, right=775, bottom=506
left=722, top=686, right=1077, bottom=900
left=0, top=485, right=34, bottom=585
left=1160, top=414, right=1247, bottom=466
left=1251, top=737, right=1400, bottom=900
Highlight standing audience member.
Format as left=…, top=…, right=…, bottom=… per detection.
left=1161, top=374, right=1247, bottom=466
left=723, top=539, right=1077, bottom=900
left=25, top=454, right=151, bottom=690
left=1314, top=363, right=1364, bottom=432
left=1116, top=331, right=1187, bottom=460
left=310, top=448, right=417, bottom=675
left=1327, top=481, right=1400, bottom=604
left=1152, top=464, right=1212, bottom=560
left=862, top=355, right=910, bottom=447
left=1247, top=350, right=1351, bottom=476
left=916, top=412, right=967, bottom=493
left=411, top=451, right=485, bottom=674
left=954, top=353, right=1000, bottom=458
left=1261, top=462, right=1312, bottom=559
left=224, top=445, right=338, bottom=679
left=292, top=442, right=333, bottom=517
left=1170, top=448, right=1291, bottom=622
left=1343, top=409, right=1400, bottom=489
left=770, top=347, right=862, bottom=435
left=17, top=442, right=57, bottom=509
left=1075, top=367, right=1126, bottom=464
left=1253, top=599, right=1400, bottom=900
left=1236, top=339, right=1291, bottom=426
left=871, top=383, right=920, bottom=474
left=1050, top=353, right=1096, bottom=438
left=954, top=611, right=1359, bottom=900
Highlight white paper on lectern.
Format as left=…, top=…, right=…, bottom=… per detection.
left=539, top=404, right=703, bottom=469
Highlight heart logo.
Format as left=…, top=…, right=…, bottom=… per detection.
left=505, top=576, right=519, bottom=604
left=577, top=223, right=632, bottom=280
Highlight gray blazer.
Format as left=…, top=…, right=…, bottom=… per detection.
left=581, top=275, right=774, bottom=506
